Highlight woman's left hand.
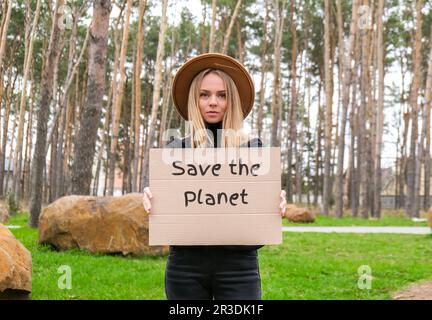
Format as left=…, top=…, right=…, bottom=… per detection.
left=279, top=190, right=287, bottom=217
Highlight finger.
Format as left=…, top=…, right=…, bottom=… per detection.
left=144, top=187, right=153, bottom=198
left=280, top=200, right=286, bottom=216
left=143, top=198, right=151, bottom=212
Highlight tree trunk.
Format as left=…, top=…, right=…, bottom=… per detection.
left=45, top=26, right=90, bottom=156
left=22, top=73, right=36, bottom=202
left=368, top=7, right=377, bottom=216
left=0, top=68, right=17, bottom=197
left=314, top=82, right=322, bottom=206
left=14, top=0, right=42, bottom=203
left=358, top=0, right=373, bottom=219
left=51, top=4, right=78, bottom=200
left=71, top=0, right=112, bottom=195
left=132, top=0, right=147, bottom=192
left=406, top=0, right=423, bottom=217
left=139, top=84, right=151, bottom=191
left=322, top=0, right=333, bottom=215
left=108, top=0, right=132, bottom=195
left=0, top=0, right=12, bottom=114
left=296, top=110, right=304, bottom=204
left=335, top=0, right=359, bottom=218
left=286, top=0, right=298, bottom=203
left=141, top=80, right=152, bottom=187
left=159, top=27, right=177, bottom=147
left=306, top=60, right=312, bottom=205
left=221, top=0, right=242, bottom=55
left=29, top=0, right=65, bottom=228
left=256, top=0, right=268, bottom=140
left=373, top=0, right=385, bottom=218
left=49, top=111, right=59, bottom=203
left=122, top=80, right=132, bottom=194
left=93, top=77, right=113, bottom=196
left=270, top=0, right=286, bottom=147
left=209, top=0, right=217, bottom=52
left=63, top=91, right=74, bottom=195
left=350, top=39, right=360, bottom=217
left=236, top=19, right=244, bottom=64
left=423, top=23, right=432, bottom=211
left=142, top=0, right=168, bottom=187
left=200, top=3, right=207, bottom=53
left=5, top=99, right=19, bottom=196
left=400, top=111, right=410, bottom=209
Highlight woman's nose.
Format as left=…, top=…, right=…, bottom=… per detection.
left=209, top=94, right=217, bottom=106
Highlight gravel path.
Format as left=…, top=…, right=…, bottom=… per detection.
left=393, top=281, right=432, bottom=300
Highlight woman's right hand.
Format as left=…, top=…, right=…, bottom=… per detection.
left=143, top=187, right=153, bottom=213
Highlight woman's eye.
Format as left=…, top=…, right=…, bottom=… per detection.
left=218, top=94, right=226, bottom=98
left=200, top=93, right=208, bottom=97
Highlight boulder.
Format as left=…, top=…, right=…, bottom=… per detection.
left=0, top=205, right=8, bottom=223
left=38, top=193, right=168, bottom=256
left=285, top=204, right=315, bottom=223
left=0, top=224, right=32, bottom=299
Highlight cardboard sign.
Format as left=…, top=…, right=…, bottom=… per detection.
left=149, top=147, right=282, bottom=245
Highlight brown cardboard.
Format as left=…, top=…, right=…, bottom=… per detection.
left=149, top=147, right=282, bottom=245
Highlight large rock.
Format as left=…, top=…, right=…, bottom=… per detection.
left=0, top=224, right=32, bottom=299
left=285, top=204, right=315, bottom=223
left=0, top=205, right=9, bottom=223
left=39, top=193, right=168, bottom=256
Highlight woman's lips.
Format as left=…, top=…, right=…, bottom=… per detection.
left=206, top=111, right=219, bottom=117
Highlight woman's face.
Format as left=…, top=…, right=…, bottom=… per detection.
left=198, top=73, right=228, bottom=123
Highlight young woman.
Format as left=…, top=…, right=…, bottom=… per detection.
left=143, top=53, right=287, bottom=300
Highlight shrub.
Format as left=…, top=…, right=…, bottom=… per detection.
left=7, top=192, right=21, bottom=216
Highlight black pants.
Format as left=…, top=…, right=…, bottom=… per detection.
left=165, top=246, right=261, bottom=300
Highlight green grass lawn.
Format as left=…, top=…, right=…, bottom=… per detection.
left=283, top=208, right=429, bottom=227
left=283, top=215, right=429, bottom=227
left=5, top=213, right=432, bottom=300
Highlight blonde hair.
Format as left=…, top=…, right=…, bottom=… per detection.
left=187, top=69, right=247, bottom=148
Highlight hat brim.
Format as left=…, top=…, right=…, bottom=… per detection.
left=172, top=53, right=255, bottom=121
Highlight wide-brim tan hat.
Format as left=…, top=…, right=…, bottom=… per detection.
left=172, top=53, right=255, bottom=121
